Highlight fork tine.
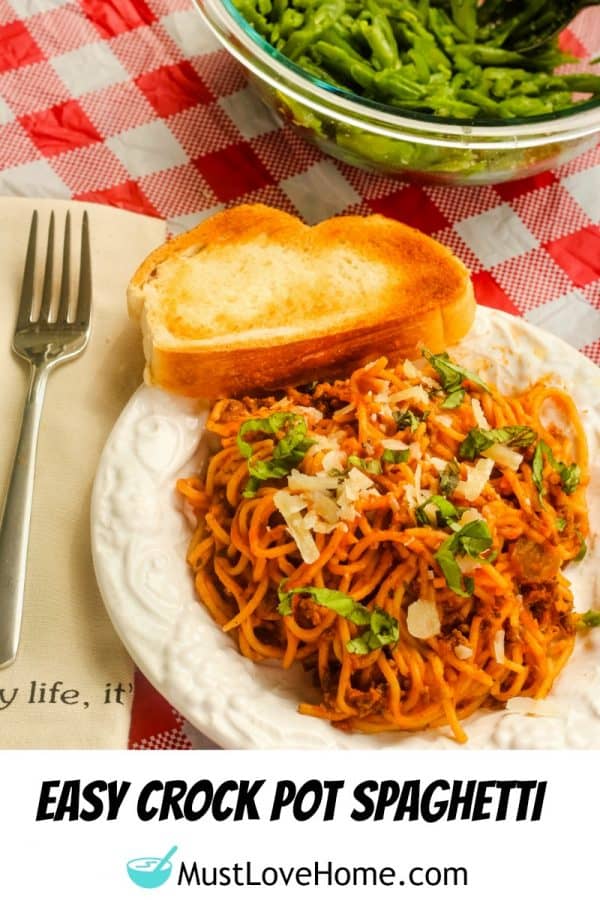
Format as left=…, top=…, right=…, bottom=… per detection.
left=38, top=211, right=55, bottom=323
left=16, top=210, right=38, bottom=331
left=73, top=211, right=91, bottom=327
left=55, top=211, right=71, bottom=325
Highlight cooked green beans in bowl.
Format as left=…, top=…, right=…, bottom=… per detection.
left=193, top=0, right=600, bottom=184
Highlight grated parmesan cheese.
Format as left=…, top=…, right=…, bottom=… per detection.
left=471, top=397, right=490, bottom=429
left=406, top=597, right=441, bottom=640
left=454, top=458, right=494, bottom=502
left=389, top=386, right=429, bottom=406
left=482, top=443, right=523, bottom=471
left=454, top=644, right=473, bottom=660
left=381, top=438, right=409, bottom=451
left=493, top=628, right=506, bottom=664
left=273, top=490, right=319, bottom=564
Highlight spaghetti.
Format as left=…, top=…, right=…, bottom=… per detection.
left=177, top=350, right=591, bottom=743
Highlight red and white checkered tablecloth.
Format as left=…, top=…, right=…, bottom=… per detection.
left=1, top=0, right=599, bottom=749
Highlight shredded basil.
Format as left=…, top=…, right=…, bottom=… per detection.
left=236, top=413, right=314, bottom=497
left=434, top=519, right=493, bottom=597
left=532, top=439, right=580, bottom=497
left=277, top=585, right=399, bottom=655
left=439, top=460, right=460, bottom=497
left=348, top=455, right=382, bottom=475
left=579, top=610, right=600, bottom=628
left=415, top=495, right=460, bottom=527
left=458, top=425, right=537, bottom=461
left=393, top=409, right=428, bottom=432
left=382, top=448, right=409, bottom=465
left=422, top=348, right=490, bottom=398
left=441, top=389, right=465, bottom=409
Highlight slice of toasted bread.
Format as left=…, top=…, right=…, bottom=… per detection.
left=128, top=203, right=475, bottom=398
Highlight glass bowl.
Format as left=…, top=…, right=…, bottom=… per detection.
left=193, top=0, right=600, bottom=185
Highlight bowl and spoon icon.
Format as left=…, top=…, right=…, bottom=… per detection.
left=126, top=845, right=178, bottom=889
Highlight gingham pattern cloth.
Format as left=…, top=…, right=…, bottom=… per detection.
left=1, top=0, right=599, bottom=749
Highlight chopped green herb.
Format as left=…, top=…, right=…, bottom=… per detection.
left=422, top=348, right=490, bottom=397
left=556, top=517, right=567, bottom=532
left=237, top=413, right=314, bottom=497
left=439, top=460, right=460, bottom=497
left=532, top=441, right=545, bottom=495
left=575, top=540, right=587, bottom=562
left=434, top=519, right=493, bottom=597
left=415, top=494, right=460, bottom=527
left=441, top=389, right=465, bottom=409
left=435, top=539, right=473, bottom=598
left=459, top=425, right=537, bottom=461
left=382, top=447, right=410, bottom=464
left=578, top=610, right=600, bottom=629
left=348, top=455, right=382, bottom=475
left=532, top=439, right=580, bottom=497
left=277, top=584, right=399, bottom=654
left=393, top=409, right=428, bottom=432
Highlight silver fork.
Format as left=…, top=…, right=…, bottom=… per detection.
left=0, top=210, right=92, bottom=668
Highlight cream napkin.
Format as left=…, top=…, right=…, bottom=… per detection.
left=0, top=196, right=165, bottom=748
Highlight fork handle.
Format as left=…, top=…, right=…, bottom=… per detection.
left=0, top=363, right=49, bottom=668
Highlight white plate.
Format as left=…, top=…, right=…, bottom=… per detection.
left=91, top=307, right=600, bottom=749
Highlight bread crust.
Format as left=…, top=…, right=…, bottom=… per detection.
left=128, top=203, right=476, bottom=398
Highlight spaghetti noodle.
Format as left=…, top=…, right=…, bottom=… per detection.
left=177, top=350, right=591, bottom=743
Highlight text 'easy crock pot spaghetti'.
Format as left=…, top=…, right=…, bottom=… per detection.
left=177, top=350, right=596, bottom=743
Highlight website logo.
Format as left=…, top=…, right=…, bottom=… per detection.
left=126, top=845, right=178, bottom=889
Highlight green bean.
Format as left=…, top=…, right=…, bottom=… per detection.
left=449, top=0, right=477, bottom=40
left=312, top=40, right=378, bottom=90
left=282, top=0, right=345, bottom=59
left=359, top=0, right=400, bottom=70
left=233, top=0, right=600, bottom=123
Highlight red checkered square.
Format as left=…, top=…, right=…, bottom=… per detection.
left=494, top=170, right=557, bottom=203
left=81, top=0, right=156, bottom=39
left=136, top=60, right=213, bottom=117
left=108, top=22, right=182, bottom=77
left=368, top=185, right=449, bottom=234
left=194, top=142, right=274, bottom=201
left=0, top=0, right=18, bottom=26
left=581, top=338, right=600, bottom=366
left=20, top=98, right=102, bottom=157
left=337, top=164, right=406, bottom=202
left=471, top=270, right=521, bottom=317
left=423, top=183, right=500, bottom=225
left=128, top=670, right=185, bottom=747
left=249, top=127, right=322, bottom=182
left=74, top=178, right=160, bottom=217
left=559, top=26, right=587, bottom=60
left=546, top=226, right=600, bottom=287
left=0, top=121, right=39, bottom=170
left=431, top=226, right=484, bottom=274
left=0, top=61, right=71, bottom=116
left=570, top=7, right=600, bottom=57
left=511, top=184, right=591, bottom=244
left=0, top=20, right=44, bottom=73
left=492, top=248, right=574, bottom=314
left=168, top=103, right=241, bottom=158
left=79, top=81, right=156, bottom=138
left=582, top=279, right=600, bottom=310
left=145, top=0, right=191, bottom=13
left=139, top=162, right=218, bottom=218
left=194, top=49, right=246, bottom=98
left=25, top=5, right=100, bottom=56
left=555, top=143, right=600, bottom=180
left=50, top=142, right=129, bottom=193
